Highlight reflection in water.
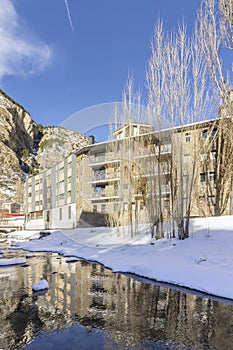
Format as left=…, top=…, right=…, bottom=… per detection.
left=7, top=294, right=43, bottom=345
left=0, top=244, right=232, bottom=349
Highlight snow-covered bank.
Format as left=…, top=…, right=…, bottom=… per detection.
left=10, top=216, right=233, bottom=300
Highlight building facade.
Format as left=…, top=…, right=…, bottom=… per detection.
left=24, top=118, right=233, bottom=230
left=25, top=153, right=77, bottom=229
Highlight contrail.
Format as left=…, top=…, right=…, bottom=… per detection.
left=64, top=0, right=75, bottom=34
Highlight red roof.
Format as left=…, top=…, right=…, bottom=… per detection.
left=1, top=213, right=25, bottom=217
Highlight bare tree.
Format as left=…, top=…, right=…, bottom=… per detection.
left=147, top=15, right=218, bottom=239
left=198, top=0, right=232, bottom=102
left=106, top=76, right=147, bottom=237
left=197, top=0, right=233, bottom=217
left=146, top=19, right=167, bottom=238
left=219, top=0, right=233, bottom=50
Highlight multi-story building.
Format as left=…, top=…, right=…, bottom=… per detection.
left=24, top=118, right=233, bottom=230
left=25, top=153, right=77, bottom=229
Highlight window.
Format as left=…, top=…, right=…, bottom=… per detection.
left=47, top=175, right=51, bottom=186
left=93, top=205, right=97, bottom=213
left=68, top=205, right=71, bottom=219
left=185, top=135, right=191, bottom=142
left=140, top=202, right=144, bottom=210
left=208, top=196, right=215, bottom=206
left=212, top=128, right=217, bottom=138
left=59, top=208, right=62, bottom=220
left=209, top=172, right=216, bottom=181
left=59, top=167, right=64, bottom=175
left=101, top=204, right=106, bottom=213
left=199, top=196, right=205, bottom=206
left=164, top=199, right=170, bottom=209
left=184, top=154, right=191, bottom=163
left=113, top=203, right=118, bottom=212
left=59, top=180, right=65, bottom=191
left=202, top=129, right=208, bottom=139
left=210, top=150, right=216, bottom=160
left=200, top=173, right=206, bottom=182
left=124, top=203, right=128, bottom=211
left=200, top=153, right=207, bottom=162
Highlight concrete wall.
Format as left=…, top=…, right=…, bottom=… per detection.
left=50, top=203, right=77, bottom=229
left=25, top=218, right=45, bottom=230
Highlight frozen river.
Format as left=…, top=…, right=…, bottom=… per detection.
left=0, top=240, right=232, bottom=350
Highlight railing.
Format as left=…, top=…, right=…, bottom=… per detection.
left=133, top=184, right=170, bottom=197
left=90, top=190, right=119, bottom=199
left=89, top=154, right=120, bottom=165
left=89, top=173, right=120, bottom=182
left=89, top=155, right=106, bottom=164
left=90, top=173, right=106, bottom=181
left=161, top=185, right=171, bottom=193
left=155, top=144, right=172, bottom=154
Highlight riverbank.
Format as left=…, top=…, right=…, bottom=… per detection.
left=10, top=215, right=233, bottom=301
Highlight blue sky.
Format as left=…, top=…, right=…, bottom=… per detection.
left=0, top=0, right=204, bottom=128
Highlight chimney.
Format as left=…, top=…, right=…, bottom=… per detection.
left=88, top=135, right=95, bottom=145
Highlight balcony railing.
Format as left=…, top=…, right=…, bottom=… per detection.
left=89, top=172, right=120, bottom=182
left=161, top=185, right=171, bottom=193
left=153, top=144, right=171, bottom=154
left=89, top=154, right=120, bottom=165
left=90, top=190, right=119, bottom=199
left=90, top=173, right=106, bottom=181
left=89, top=155, right=106, bottom=164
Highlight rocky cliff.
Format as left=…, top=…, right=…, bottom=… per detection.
left=37, top=126, right=88, bottom=171
left=0, top=89, right=88, bottom=208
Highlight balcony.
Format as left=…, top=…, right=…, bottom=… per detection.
left=133, top=184, right=170, bottom=197
left=160, top=185, right=171, bottom=193
left=155, top=144, right=172, bottom=154
left=89, top=155, right=106, bottom=164
left=90, top=189, right=119, bottom=201
left=89, top=172, right=120, bottom=184
left=89, top=154, right=120, bottom=166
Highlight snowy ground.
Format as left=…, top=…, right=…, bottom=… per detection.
left=7, top=215, right=233, bottom=301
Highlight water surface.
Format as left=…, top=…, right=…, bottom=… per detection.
left=0, top=241, right=232, bottom=350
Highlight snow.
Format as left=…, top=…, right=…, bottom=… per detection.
left=8, top=230, right=40, bottom=241
left=0, top=259, right=26, bottom=266
left=32, top=279, right=49, bottom=291
left=11, top=215, right=233, bottom=300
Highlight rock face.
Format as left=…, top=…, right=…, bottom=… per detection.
left=37, top=126, right=88, bottom=171
left=0, top=89, right=88, bottom=208
left=0, top=89, right=41, bottom=206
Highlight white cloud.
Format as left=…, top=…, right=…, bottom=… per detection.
left=0, top=0, right=52, bottom=79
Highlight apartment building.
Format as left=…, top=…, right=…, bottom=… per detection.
left=25, top=153, right=77, bottom=229
left=24, top=118, right=233, bottom=230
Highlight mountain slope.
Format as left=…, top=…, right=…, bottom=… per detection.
left=0, top=89, right=88, bottom=208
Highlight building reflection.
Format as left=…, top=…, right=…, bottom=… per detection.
left=0, top=253, right=233, bottom=349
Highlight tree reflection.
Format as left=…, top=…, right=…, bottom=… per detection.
left=0, top=253, right=233, bottom=349
left=7, top=294, right=43, bottom=348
